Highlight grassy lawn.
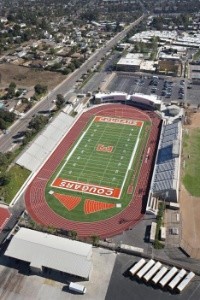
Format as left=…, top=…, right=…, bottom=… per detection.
left=45, top=116, right=151, bottom=222
left=0, top=164, right=31, bottom=204
left=182, top=129, right=200, bottom=196
left=193, top=50, right=200, bottom=61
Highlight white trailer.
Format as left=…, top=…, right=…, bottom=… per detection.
left=150, top=222, right=157, bottom=243
left=69, top=282, right=86, bottom=294
left=136, top=259, right=155, bottom=279
left=129, top=258, right=146, bottom=276
left=144, top=262, right=162, bottom=282
left=168, top=269, right=187, bottom=290
left=160, top=226, right=166, bottom=241
left=159, top=267, right=178, bottom=288
left=152, top=266, right=168, bottom=284
left=176, top=272, right=195, bottom=293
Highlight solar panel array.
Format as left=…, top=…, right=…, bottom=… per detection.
left=16, top=112, right=74, bottom=172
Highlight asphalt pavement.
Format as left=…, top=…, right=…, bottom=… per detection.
left=106, top=253, right=200, bottom=300
left=107, top=73, right=188, bottom=104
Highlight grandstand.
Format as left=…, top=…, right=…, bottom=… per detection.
left=94, top=92, right=162, bottom=110
left=146, top=120, right=182, bottom=214
left=24, top=103, right=161, bottom=238
left=17, top=112, right=73, bottom=172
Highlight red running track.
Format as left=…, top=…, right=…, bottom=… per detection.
left=25, top=104, right=161, bottom=238
left=0, top=206, right=11, bottom=231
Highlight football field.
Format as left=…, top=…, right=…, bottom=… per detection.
left=52, top=116, right=143, bottom=199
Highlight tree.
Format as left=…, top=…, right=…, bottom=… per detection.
left=62, top=68, right=71, bottom=75
left=72, top=59, right=81, bottom=69
left=91, top=234, right=100, bottom=246
left=0, top=118, right=6, bottom=130
left=22, top=130, right=34, bottom=145
left=7, top=81, right=16, bottom=98
left=0, top=174, right=11, bottom=186
left=56, top=94, right=65, bottom=109
left=80, top=11, right=99, bottom=22
left=69, top=62, right=75, bottom=72
left=68, top=230, right=77, bottom=240
left=28, top=115, right=48, bottom=131
left=0, top=152, right=8, bottom=166
left=1, top=111, right=15, bottom=123
left=34, top=84, right=47, bottom=95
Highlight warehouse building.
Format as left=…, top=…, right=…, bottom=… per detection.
left=5, top=228, right=93, bottom=280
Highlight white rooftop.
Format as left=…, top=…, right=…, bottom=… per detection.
left=117, top=57, right=142, bottom=66
left=5, top=228, right=92, bottom=279
left=16, top=112, right=73, bottom=172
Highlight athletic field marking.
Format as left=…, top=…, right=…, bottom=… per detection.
left=119, top=122, right=143, bottom=198
left=51, top=115, right=143, bottom=198
left=52, top=178, right=121, bottom=199
left=96, top=144, right=114, bottom=153
left=84, top=199, right=116, bottom=214
left=53, top=193, right=81, bottom=211
left=94, top=116, right=143, bottom=127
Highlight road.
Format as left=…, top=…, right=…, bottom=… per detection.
left=0, top=14, right=145, bottom=153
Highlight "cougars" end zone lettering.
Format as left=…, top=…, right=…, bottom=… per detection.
left=94, top=116, right=143, bottom=127
left=52, top=178, right=120, bottom=198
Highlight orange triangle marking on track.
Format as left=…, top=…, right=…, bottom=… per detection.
left=53, top=193, right=81, bottom=211
left=84, top=199, right=116, bottom=214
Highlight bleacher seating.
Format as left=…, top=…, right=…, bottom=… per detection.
left=149, top=121, right=181, bottom=202
left=16, top=113, right=74, bottom=172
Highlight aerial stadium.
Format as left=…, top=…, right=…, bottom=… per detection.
left=24, top=93, right=182, bottom=238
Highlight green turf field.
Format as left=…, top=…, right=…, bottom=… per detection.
left=183, top=128, right=200, bottom=196
left=52, top=116, right=142, bottom=193
left=45, top=116, right=150, bottom=222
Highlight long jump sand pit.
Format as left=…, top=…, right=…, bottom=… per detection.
left=180, top=111, right=200, bottom=258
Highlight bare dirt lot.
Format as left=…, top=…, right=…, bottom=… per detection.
left=180, top=111, right=200, bottom=258
left=0, top=63, right=65, bottom=90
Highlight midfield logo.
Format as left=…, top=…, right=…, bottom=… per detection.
left=96, top=144, right=113, bottom=153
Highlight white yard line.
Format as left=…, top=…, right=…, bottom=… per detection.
left=51, top=117, right=95, bottom=184
left=78, top=120, right=109, bottom=180
left=52, top=116, right=144, bottom=200
left=119, top=122, right=144, bottom=198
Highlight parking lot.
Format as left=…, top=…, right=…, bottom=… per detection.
left=107, top=73, right=188, bottom=104
left=106, top=253, right=200, bottom=300
left=186, top=83, right=200, bottom=106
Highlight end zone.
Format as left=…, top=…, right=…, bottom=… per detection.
left=52, top=178, right=121, bottom=199
left=94, top=116, right=143, bottom=127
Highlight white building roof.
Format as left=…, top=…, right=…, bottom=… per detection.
left=125, top=53, right=144, bottom=59
left=5, top=228, right=92, bottom=279
left=140, top=60, right=156, bottom=72
left=16, top=112, right=74, bottom=172
left=117, top=57, right=142, bottom=66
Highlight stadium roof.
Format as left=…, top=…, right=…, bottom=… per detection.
left=5, top=228, right=92, bottom=279
left=16, top=112, right=73, bottom=172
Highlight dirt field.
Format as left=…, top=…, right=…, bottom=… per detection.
left=180, top=111, right=200, bottom=258
left=0, top=63, right=65, bottom=90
